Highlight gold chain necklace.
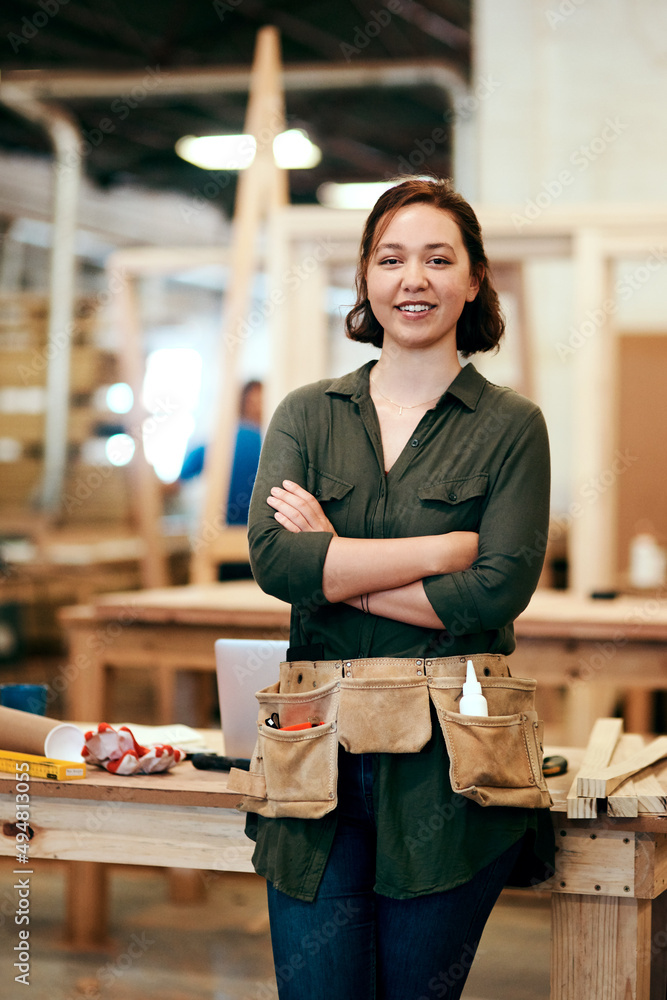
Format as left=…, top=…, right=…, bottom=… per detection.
left=370, top=375, right=443, bottom=416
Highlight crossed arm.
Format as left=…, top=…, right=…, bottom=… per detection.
left=267, top=480, right=478, bottom=629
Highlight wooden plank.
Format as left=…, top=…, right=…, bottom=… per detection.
left=639, top=758, right=667, bottom=816
left=552, top=827, right=636, bottom=896
left=566, top=717, right=623, bottom=819
left=577, top=736, right=667, bottom=799
left=635, top=770, right=667, bottom=816
left=0, top=792, right=253, bottom=871
left=608, top=734, right=644, bottom=818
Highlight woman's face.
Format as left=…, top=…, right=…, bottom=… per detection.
left=365, top=203, right=480, bottom=354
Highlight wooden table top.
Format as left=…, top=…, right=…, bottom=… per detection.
left=59, top=579, right=291, bottom=627
left=1, top=740, right=665, bottom=831
left=516, top=589, right=667, bottom=640
left=58, top=581, right=667, bottom=639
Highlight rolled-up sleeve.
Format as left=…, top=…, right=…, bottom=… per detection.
left=423, top=408, right=550, bottom=633
left=247, top=394, right=333, bottom=606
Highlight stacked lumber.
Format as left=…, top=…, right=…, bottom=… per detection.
left=0, top=292, right=121, bottom=522
left=567, top=718, right=667, bottom=818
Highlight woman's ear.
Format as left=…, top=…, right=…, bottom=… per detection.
left=466, top=264, right=484, bottom=303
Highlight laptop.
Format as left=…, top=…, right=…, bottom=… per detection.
left=214, top=638, right=287, bottom=758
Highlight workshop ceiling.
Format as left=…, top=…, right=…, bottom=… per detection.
left=0, top=0, right=472, bottom=215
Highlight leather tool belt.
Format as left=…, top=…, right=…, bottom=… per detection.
left=227, top=653, right=552, bottom=819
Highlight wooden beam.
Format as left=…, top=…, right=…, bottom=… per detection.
left=192, top=25, right=288, bottom=584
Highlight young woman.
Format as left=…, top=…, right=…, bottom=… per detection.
left=245, top=177, right=554, bottom=1000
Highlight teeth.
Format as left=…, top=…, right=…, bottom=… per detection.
left=399, top=304, right=432, bottom=312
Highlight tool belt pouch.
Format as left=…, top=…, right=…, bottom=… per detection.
left=429, top=676, right=552, bottom=809
left=228, top=677, right=340, bottom=819
left=337, top=659, right=431, bottom=754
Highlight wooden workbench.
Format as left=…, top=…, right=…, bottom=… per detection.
left=58, top=580, right=291, bottom=725
left=2, top=743, right=667, bottom=999
left=513, top=590, right=667, bottom=741
left=58, top=584, right=667, bottom=738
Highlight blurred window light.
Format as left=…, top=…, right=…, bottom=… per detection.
left=273, top=129, right=321, bottom=169
left=176, top=130, right=321, bottom=171
left=106, top=433, right=135, bottom=466
left=106, top=382, right=134, bottom=414
left=176, top=134, right=257, bottom=170
left=141, top=348, right=202, bottom=484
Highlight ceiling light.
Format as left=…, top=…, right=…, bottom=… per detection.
left=176, top=130, right=321, bottom=171
left=273, top=129, right=322, bottom=169
left=317, top=181, right=399, bottom=210
left=175, top=134, right=256, bottom=170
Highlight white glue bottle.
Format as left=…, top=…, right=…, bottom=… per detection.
left=459, top=660, right=489, bottom=716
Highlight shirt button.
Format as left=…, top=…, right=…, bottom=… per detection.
left=448, top=492, right=457, bottom=502
left=315, top=489, right=322, bottom=497
left=410, top=438, right=419, bottom=448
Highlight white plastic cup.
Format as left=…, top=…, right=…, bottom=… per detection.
left=43, top=723, right=85, bottom=761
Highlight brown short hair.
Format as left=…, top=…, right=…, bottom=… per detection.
left=344, top=177, right=505, bottom=357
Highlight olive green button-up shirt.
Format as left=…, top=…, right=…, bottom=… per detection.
left=246, top=360, right=555, bottom=901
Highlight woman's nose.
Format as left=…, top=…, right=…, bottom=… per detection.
left=402, top=259, right=428, bottom=289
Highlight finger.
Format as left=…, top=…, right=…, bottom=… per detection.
left=270, top=487, right=320, bottom=529
left=281, top=480, right=314, bottom=500
left=273, top=510, right=300, bottom=533
left=267, top=495, right=309, bottom=531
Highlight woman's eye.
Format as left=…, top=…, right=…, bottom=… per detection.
left=379, top=257, right=400, bottom=266
left=430, top=257, right=451, bottom=266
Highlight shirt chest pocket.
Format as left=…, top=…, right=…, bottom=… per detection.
left=307, top=466, right=354, bottom=535
left=416, top=474, right=488, bottom=532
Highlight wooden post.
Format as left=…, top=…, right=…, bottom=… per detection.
left=192, top=26, right=288, bottom=583
left=569, top=229, right=617, bottom=596
left=114, top=275, right=169, bottom=588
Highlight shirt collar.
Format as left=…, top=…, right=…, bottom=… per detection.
left=325, top=359, right=485, bottom=411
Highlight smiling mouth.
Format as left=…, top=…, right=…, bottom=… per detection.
left=396, top=303, right=435, bottom=313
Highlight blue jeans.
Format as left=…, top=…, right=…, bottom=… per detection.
left=266, top=749, right=525, bottom=1000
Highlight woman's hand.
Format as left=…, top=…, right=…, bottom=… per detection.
left=267, top=480, right=337, bottom=535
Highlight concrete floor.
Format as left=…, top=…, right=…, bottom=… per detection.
left=0, top=857, right=551, bottom=1000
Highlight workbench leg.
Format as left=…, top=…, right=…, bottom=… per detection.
left=156, top=661, right=177, bottom=724
left=64, top=626, right=106, bottom=723
left=65, top=861, right=111, bottom=950
left=624, top=690, right=654, bottom=735
left=168, top=867, right=207, bottom=904
left=551, top=893, right=652, bottom=999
